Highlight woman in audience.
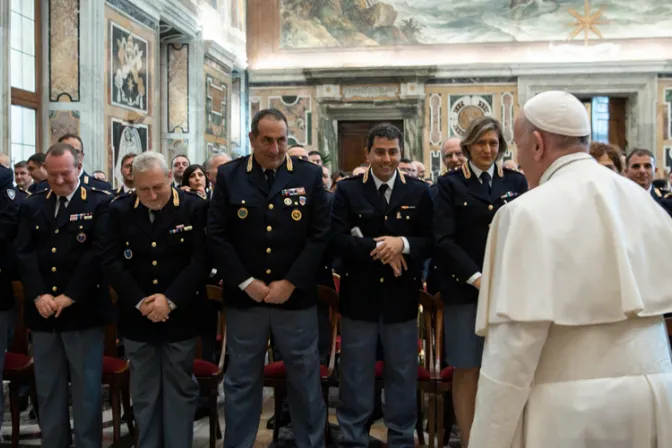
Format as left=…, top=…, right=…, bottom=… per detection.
left=433, top=116, right=528, bottom=447
left=589, top=141, right=623, bottom=173
left=181, top=164, right=209, bottom=199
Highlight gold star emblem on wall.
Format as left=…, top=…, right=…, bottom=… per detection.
left=567, top=0, right=609, bottom=46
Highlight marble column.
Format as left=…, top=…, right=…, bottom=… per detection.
left=0, top=0, right=10, bottom=154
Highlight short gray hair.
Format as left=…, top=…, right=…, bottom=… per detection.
left=205, top=152, right=231, bottom=171
left=132, top=152, right=169, bottom=176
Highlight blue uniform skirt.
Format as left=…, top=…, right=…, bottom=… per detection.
left=443, top=303, right=484, bottom=369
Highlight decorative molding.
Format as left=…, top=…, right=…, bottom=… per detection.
left=316, top=84, right=342, bottom=100
left=429, top=93, right=442, bottom=146
left=156, top=0, right=201, bottom=38
left=204, top=40, right=236, bottom=72
left=400, top=82, right=425, bottom=99
left=518, top=74, right=657, bottom=152
left=343, top=85, right=398, bottom=100
left=105, top=0, right=159, bottom=29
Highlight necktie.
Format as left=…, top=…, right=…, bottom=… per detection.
left=378, top=183, right=389, bottom=204
left=149, top=209, right=161, bottom=226
left=265, top=169, right=275, bottom=191
left=55, top=196, right=67, bottom=220
left=480, top=172, right=492, bottom=198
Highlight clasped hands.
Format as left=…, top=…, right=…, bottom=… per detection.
left=35, top=294, right=74, bottom=319
left=370, top=236, right=407, bottom=277
left=139, top=294, right=172, bottom=323
left=245, top=279, right=295, bottom=305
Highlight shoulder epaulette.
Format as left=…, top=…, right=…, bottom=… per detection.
left=26, top=188, right=47, bottom=198
left=90, top=187, right=111, bottom=195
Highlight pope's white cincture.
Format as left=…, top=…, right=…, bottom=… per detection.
left=469, top=91, right=672, bottom=448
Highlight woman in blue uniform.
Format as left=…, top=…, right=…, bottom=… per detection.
left=434, top=116, right=528, bottom=446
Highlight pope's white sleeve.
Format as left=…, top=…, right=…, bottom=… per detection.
left=469, top=321, right=550, bottom=448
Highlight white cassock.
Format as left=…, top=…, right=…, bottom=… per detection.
left=470, top=152, right=672, bottom=448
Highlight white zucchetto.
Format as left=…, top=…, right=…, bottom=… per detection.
left=523, top=90, right=591, bottom=137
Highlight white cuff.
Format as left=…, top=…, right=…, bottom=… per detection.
left=135, top=298, right=145, bottom=310
left=239, top=277, right=254, bottom=291
left=466, top=272, right=482, bottom=285
left=401, top=237, right=410, bottom=255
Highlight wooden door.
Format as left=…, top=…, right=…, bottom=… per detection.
left=337, top=120, right=404, bottom=173
left=608, top=98, right=627, bottom=152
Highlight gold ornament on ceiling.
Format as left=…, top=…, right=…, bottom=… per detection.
left=567, top=0, right=610, bottom=46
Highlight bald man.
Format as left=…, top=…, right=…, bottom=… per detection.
left=470, top=91, right=672, bottom=447
left=441, top=138, right=466, bottom=172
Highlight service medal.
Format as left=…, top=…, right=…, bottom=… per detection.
left=237, top=207, right=248, bottom=219
left=291, top=209, right=302, bottom=222
left=124, top=248, right=133, bottom=259
left=76, top=232, right=87, bottom=243
left=284, top=198, right=292, bottom=206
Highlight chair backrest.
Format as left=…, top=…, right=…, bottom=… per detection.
left=205, top=285, right=226, bottom=371
left=332, top=273, right=341, bottom=293
left=418, top=289, right=438, bottom=375
left=10, top=281, right=29, bottom=354
left=317, top=285, right=339, bottom=375
left=105, top=287, right=121, bottom=357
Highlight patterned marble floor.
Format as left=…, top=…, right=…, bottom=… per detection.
left=0, top=385, right=460, bottom=447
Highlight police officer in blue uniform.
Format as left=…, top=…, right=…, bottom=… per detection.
left=433, top=117, right=527, bottom=447
left=14, top=143, right=113, bottom=448
left=332, top=122, right=434, bottom=447
left=208, top=109, right=330, bottom=448
left=102, top=151, right=207, bottom=447
left=0, top=164, right=27, bottom=428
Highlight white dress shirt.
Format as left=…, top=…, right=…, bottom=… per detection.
left=370, top=170, right=410, bottom=255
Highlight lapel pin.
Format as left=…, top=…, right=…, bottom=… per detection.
left=291, top=209, right=302, bottom=222
left=284, top=198, right=292, bottom=206
left=124, top=248, right=133, bottom=259
left=237, top=207, right=248, bottom=219
left=76, top=232, right=87, bottom=243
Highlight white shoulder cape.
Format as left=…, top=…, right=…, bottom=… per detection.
left=476, top=153, right=672, bottom=336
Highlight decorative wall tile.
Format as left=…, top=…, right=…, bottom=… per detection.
left=430, top=149, right=441, bottom=181
left=429, top=93, right=442, bottom=146
left=205, top=58, right=229, bottom=145
left=249, top=96, right=261, bottom=123
left=268, top=96, right=312, bottom=146
left=49, top=111, right=80, bottom=144
left=110, top=118, right=148, bottom=187
left=167, top=44, right=189, bottom=133
left=448, top=94, right=493, bottom=137
left=49, top=0, right=80, bottom=101
left=110, top=21, right=149, bottom=113
left=501, top=92, right=514, bottom=145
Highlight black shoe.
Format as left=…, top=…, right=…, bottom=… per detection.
left=266, top=415, right=276, bottom=430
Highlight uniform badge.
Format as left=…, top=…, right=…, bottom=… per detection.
left=284, top=198, right=292, bottom=206
left=237, top=207, right=248, bottom=219
left=291, top=209, right=302, bottom=222
left=76, top=232, right=87, bottom=243
left=124, top=248, right=133, bottom=259
left=299, top=196, right=306, bottom=206
left=6, top=189, right=15, bottom=200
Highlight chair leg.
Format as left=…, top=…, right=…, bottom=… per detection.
left=272, top=386, right=282, bottom=442
left=427, top=392, right=436, bottom=448
left=109, top=384, right=121, bottom=442
left=436, top=392, right=445, bottom=448
left=208, top=387, right=218, bottom=448
left=30, top=378, right=40, bottom=423
left=9, top=382, right=20, bottom=448
left=322, top=383, right=331, bottom=444
left=120, top=379, right=135, bottom=438
left=416, top=390, right=426, bottom=446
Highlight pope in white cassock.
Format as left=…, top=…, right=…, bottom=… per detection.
left=469, top=90, right=672, bottom=448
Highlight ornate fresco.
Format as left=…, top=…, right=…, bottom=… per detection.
left=110, top=22, right=149, bottom=113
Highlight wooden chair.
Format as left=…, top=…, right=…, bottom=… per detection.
left=264, top=285, right=340, bottom=444
left=433, top=293, right=456, bottom=448
left=192, top=284, right=226, bottom=448
left=332, top=273, right=341, bottom=293
left=105, top=288, right=135, bottom=442
left=6, top=282, right=40, bottom=448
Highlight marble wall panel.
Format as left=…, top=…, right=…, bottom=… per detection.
left=167, top=139, right=189, bottom=168
left=167, top=44, right=189, bottom=133
left=50, top=0, right=80, bottom=101
left=204, top=58, right=230, bottom=147
left=49, top=111, right=80, bottom=144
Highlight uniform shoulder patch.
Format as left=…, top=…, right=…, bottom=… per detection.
left=6, top=189, right=16, bottom=200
